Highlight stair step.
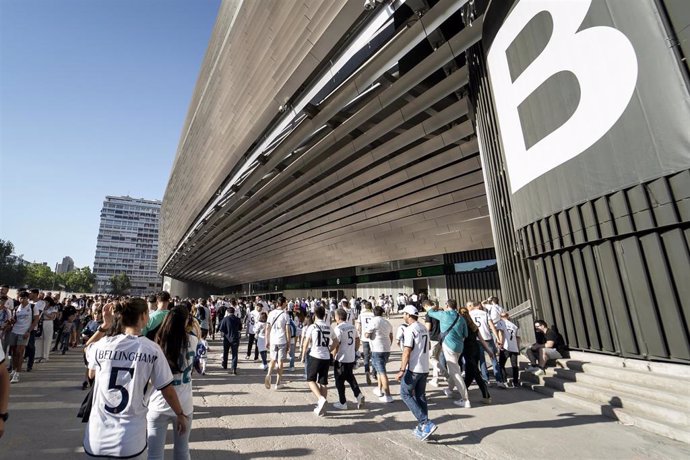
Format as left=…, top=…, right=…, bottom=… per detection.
left=558, top=360, right=690, bottom=395
left=523, top=373, right=688, bottom=426
left=521, top=381, right=690, bottom=444
left=564, top=351, right=690, bottom=379
left=551, top=368, right=690, bottom=409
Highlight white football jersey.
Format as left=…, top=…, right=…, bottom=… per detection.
left=469, top=309, right=492, bottom=341
left=502, top=319, right=520, bottom=353
left=333, top=322, right=358, bottom=363
left=247, top=309, right=260, bottom=335
left=84, top=334, right=173, bottom=458
left=307, top=320, right=332, bottom=360
left=358, top=310, right=374, bottom=343
left=487, top=303, right=504, bottom=323
left=344, top=308, right=357, bottom=326
left=403, top=321, right=430, bottom=374
left=149, top=334, right=199, bottom=416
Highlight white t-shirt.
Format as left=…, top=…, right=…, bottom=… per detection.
left=396, top=324, right=407, bottom=349
left=307, top=320, right=331, bottom=360
left=333, top=322, right=358, bottom=363
left=469, top=309, right=492, bottom=341
left=247, top=309, right=260, bottom=335
left=255, top=322, right=267, bottom=352
left=84, top=334, right=173, bottom=458
left=267, top=309, right=289, bottom=345
left=34, top=299, right=46, bottom=316
left=358, top=310, right=374, bottom=343
left=366, top=316, right=392, bottom=353
left=148, top=334, right=199, bottom=416
left=344, top=308, right=357, bottom=326
left=12, top=303, right=36, bottom=335
left=487, top=303, right=504, bottom=323
left=502, top=319, right=520, bottom=353
left=403, top=321, right=430, bottom=374
left=0, top=344, right=5, bottom=364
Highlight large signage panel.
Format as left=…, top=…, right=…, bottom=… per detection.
left=484, top=0, right=690, bottom=228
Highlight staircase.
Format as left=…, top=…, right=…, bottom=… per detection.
left=520, top=351, right=690, bottom=444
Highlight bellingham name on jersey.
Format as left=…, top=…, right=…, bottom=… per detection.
left=95, top=349, right=159, bottom=363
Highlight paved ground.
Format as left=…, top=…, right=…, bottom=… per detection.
left=5, top=318, right=690, bottom=459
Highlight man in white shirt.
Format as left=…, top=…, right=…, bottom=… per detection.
left=265, top=296, right=290, bottom=390
left=485, top=296, right=505, bottom=324
left=301, top=305, right=332, bottom=416
left=245, top=304, right=261, bottom=361
left=396, top=305, right=436, bottom=441
left=26, top=288, right=44, bottom=371
left=469, top=302, right=503, bottom=385
left=331, top=308, right=365, bottom=410
left=364, top=306, right=393, bottom=402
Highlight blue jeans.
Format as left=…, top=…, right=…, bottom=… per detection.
left=362, top=342, right=376, bottom=376
left=371, top=352, right=390, bottom=375
left=479, top=339, right=502, bottom=383
left=147, top=411, right=193, bottom=460
left=289, top=339, right=296, bottom=368
left=400, top=370, right=429, bottom=425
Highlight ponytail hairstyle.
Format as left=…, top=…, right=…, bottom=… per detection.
left=155, top=305, right=190, bottom=373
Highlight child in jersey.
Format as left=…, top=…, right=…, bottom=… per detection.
left=331, top=308, right=365, bottom=410
left=499, top=312, right=521, bottom=388
left=148, top=305, right=198, bottom=460
left=83, top=299, right=187, bottom=459
left=255, top=312, right=268, bottom=370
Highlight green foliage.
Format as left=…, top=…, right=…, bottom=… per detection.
left=58, top=266, right=96, bottom=293
left=0, top=239, right=27, bottom=287
left=110, top=272, right=131, bottom=295
left=25, top=263, right=56, bottom=289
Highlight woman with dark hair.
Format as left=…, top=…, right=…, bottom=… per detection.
left=460, top=303, right=492, bottom=404
left=83, top=299, right=187, bottom=459
left=147, top=305, right=198, bottom=460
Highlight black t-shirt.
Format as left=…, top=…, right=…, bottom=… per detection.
left=463, top=326, right=478, bottom=354
left=424, top=313, right=441, bottom=341
left=546, top=328, right=568, bottom=354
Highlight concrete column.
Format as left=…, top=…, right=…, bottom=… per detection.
left=162, top=276, right=214, bottom=299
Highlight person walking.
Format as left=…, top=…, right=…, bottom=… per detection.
left=396, top=305, right=436, bottom=441
left=357, top=301, right=376, bottom=385
left=301, top=305, right=332, bottom=416
left=424, top=300, right=469, bottom=407
left=219, top=306, right=242, bottom=374
left=83, top=299, right=187, bottom=459
left=265, top=297, right=290, bottom=390
left=461, top=303, right=493, bottom=404
left=148, top=305, right=198, bottom=460
left=331, top=308, right=365, bottom=410
left=364, top=306, right=394, bottom=402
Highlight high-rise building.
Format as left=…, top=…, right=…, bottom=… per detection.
left=55, top=256, right=75, bottom=274
left=93, top=196, right=162, bottom=295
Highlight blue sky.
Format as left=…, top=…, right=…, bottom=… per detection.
left=0, top=0, right=221, bottom=269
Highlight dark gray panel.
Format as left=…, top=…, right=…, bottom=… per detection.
left=562, top=250, right=589, bottom=350
left=660, top=229, right=690, bottom=357
left=595, top=241, right=639, bottom=356
left=570, top=248, right=602, bottom=351
left=582, top=246, right=615, bottom=353
left=552, top=253, right=577, bottom=347
left=615, top=238, right=667, bottom=359
left=640, top=233, right=690, bottom=360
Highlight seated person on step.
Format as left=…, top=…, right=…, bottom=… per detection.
left=525, top=320, right=568, bottom=375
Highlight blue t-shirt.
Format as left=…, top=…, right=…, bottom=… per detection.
left=427, top=309, right=468, bottom=354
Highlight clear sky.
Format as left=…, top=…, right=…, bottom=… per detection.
left=0, top=0, right=221, bottom=269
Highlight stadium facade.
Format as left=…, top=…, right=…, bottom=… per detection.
left=160, top=0, right=690, bottom=364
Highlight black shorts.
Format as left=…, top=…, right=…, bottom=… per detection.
left=307, top=357, right=330, bottom=385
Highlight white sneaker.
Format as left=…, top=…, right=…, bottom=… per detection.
left=316, top=397, right=327, bottom=416
left=443, top=388, right=455, bottom=398
left=258, top=364, right=266, bottom=370
left=533, top=368, right=545, bottom=376
left=356, top=393, right=365, bottom=409
left=497, top=382, right=507, bottom=389
left=429, top=378, right=439, bottom=387
left=275, top=383, right=285, bottom=390
left=10, top=372, right=19, bottom=384
left=379, top=395, right=393, bottom=403
left=373, top=388, right=383, bottom=397
left=453, top=399, right=469, bottom=407
left=333, top=402, right=348, bottom=410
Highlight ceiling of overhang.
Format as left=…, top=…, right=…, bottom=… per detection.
left=161, top=0, right=491, bottom=287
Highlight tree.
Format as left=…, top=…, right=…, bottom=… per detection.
left=110, top=272, right=131, bottom=295
left=0, top=239, right=27, bottom=287
left=60, top=266, right=97, bottom=293
left=24, top=263, right=56, bottom=290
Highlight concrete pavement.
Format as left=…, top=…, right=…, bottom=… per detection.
left=4, top=322, right=690, bottom=459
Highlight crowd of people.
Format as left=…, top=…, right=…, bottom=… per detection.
left=0, top=284, right=569, bottom=451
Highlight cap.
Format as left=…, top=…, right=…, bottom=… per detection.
left=402, top=305, right=418, bottom=316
